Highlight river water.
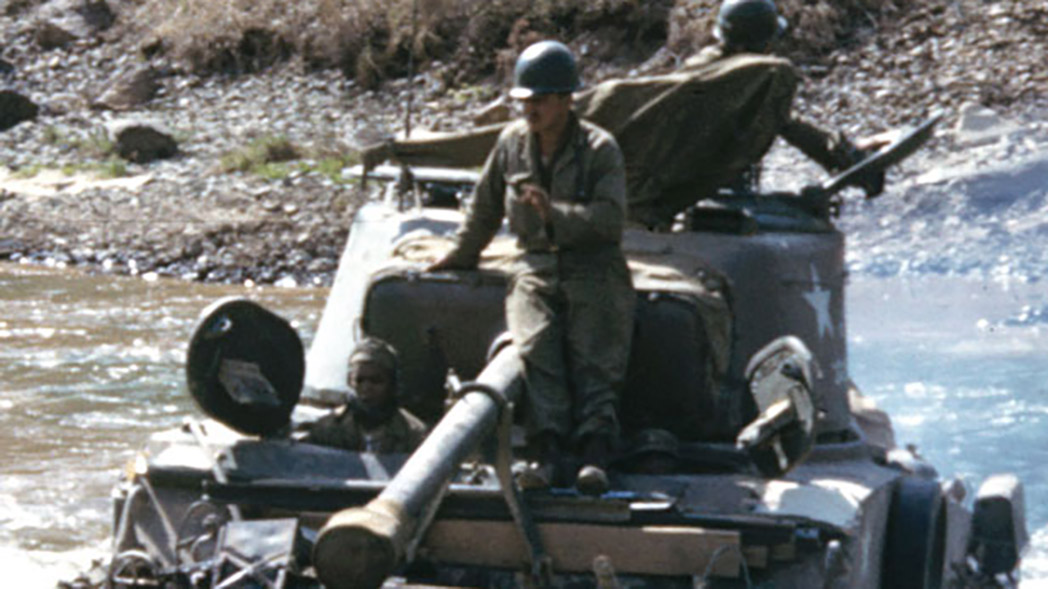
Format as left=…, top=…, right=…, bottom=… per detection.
left=2, top=261, right=1047, bottom=587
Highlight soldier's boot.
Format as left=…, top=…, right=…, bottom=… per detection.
left=515, top=433, right=561, bottom=490
left=576, top=434, right=613, bottom=496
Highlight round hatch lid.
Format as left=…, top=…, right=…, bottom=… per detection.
left=186, top=297, right=304, bottom=436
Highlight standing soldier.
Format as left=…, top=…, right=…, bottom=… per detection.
left=303, top=338, right=427, bottom=454
left=429, top=40, right=635, bottom=496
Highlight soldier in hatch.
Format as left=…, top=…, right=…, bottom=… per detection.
left=363, top=0, right=882, bottom=227
left=303, top=338, right=427, bottom=454
left=428, top=40, right=635, bottom=496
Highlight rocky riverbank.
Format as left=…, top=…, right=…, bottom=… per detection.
left=2, top=0, right=1047, bottom=286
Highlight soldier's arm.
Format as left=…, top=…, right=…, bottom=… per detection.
left=433, top=138, right=509, bottom=269
left=780, top=118, right=856, bottom=172
left=547, top=135, right=627, bottom=248
left=782, top=118, right=885, bottom=197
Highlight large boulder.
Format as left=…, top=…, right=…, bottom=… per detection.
left=0, top=90, right=39, bottom=131
left=107, top=119, right=178, bottom=163
left=93, top=65, right=159, bottom=110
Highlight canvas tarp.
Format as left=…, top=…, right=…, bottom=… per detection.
left=386, top=53, right=803, bottom=226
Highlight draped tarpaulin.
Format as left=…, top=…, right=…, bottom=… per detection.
left=386, top=53, right=816, bottom=226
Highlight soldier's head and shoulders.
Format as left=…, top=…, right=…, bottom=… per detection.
left=497, top=40, right=621, bottom=160
left=682, top=0, right=794, bottom=72
left=304, top=338, right=426, bottom=453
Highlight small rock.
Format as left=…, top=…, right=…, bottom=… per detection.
left=954, top=102, right=1019, bottom=146
left=956, top=102, right=1003, bottom=134
left=93, top=65, right=160, bottom=111
left=33, top=21, right=77, bottom=50
left=47, top=92, right=84, bottom=115
left=73, top=0, right=115, bottom=31
left=0, top=90, right=39, bottom=131
left=107, top=119, right=178, bottom=163
left=0, top=238, right=24, bottom=257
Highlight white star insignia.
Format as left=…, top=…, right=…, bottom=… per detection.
left=802, top=263, right=835, bottom=341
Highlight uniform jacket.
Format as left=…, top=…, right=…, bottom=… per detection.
left=442, top=114, right=628, bottom=270
left=303, top=406, right=427, bottom=454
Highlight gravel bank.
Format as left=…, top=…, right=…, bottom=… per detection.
left=2, top=0, right=1047, bottom=286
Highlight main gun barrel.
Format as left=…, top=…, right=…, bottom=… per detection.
left=313, top=341, right=525, bottom=589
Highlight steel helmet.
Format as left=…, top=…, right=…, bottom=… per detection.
left=714, top=0, right=788, bottom=52
left=509, top=40, right=580, bottom=99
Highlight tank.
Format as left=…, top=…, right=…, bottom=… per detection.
left=64, top=118, right=1029, bottom=589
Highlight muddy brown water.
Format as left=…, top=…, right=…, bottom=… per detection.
left=0, top=262, right=323, bottom=585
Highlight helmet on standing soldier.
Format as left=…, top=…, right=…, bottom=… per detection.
left=509, top=40, right=580, bottom=99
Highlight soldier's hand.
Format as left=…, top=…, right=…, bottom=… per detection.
left=519, top=183, right=552, bottom=222
left=855, top=130, right=898, bottom=153
left=847, top=133, right=894, bottom=199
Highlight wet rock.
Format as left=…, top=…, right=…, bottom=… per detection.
left=0, top=90, right=39, bottom=131
left=93, top=65, right=159, bottom=111
left=107, top=119, right=178, bottom=163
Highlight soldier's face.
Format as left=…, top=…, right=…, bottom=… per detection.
left=520, top=93, right=572, bottom=135
left=349, top=360, right=394, bottom=409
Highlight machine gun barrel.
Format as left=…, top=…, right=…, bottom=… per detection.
left=313, top=341, right=525, bottom=589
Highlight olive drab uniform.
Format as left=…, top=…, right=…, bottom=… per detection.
left=304, top=407, right=427, bottom=453
left=377, top=46, right=861, bottom=227
left=440, top=115, right=634, bottom=442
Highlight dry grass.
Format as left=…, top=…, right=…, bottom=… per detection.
left=126, top=0, right=673, bottom=84
left=124, top=0, right=912, bottom=86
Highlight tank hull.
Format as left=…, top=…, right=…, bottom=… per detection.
left=71, top=197, right=1022, bottom=589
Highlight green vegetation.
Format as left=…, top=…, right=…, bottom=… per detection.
left=40, top=126, right=115, bottom=158
left=219, top=135, right=299, bottom=174
left=12, top=164, right=46, bottom=179
left=11, top=158, right=128, bottom=180
left=218, top=135, right=360, bottom=183
left=312, top=153, right=361, bottom=184
left=97, top=158, right=129, bottom=178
